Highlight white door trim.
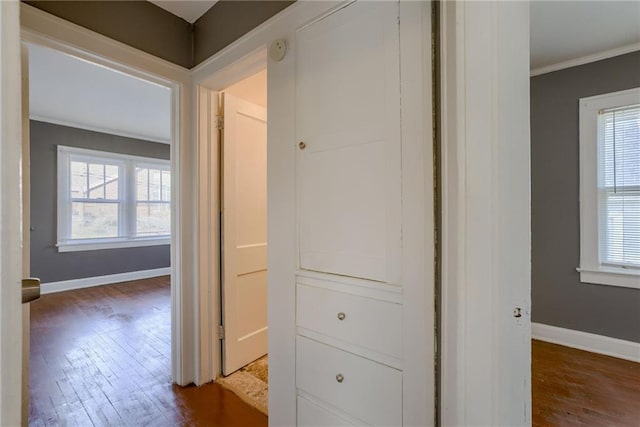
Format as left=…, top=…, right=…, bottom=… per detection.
left=21, top=40, right=32, bottom=424
left=19, top=3, right=197, bottom=386
left=196, top=85, right=220, bottom=385
left=0, top=1, right=24, bottom=425
left=399, top=2, right=436, bottom=424
left=440, top=2, right=532, bottom=425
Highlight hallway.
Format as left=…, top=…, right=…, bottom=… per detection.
left=28, top=276, right=267, bottom=426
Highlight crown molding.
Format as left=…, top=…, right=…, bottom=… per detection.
left=531, top=42, right=640, bottom=77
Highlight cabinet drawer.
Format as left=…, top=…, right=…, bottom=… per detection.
left=296, top=336, right=402, bottom=427
left=297, top=395, right=355, bottom=426
left=296, top=284, right=402, bottom=360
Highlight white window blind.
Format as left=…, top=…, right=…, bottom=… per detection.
left=598, top=104, right=640, bottom=269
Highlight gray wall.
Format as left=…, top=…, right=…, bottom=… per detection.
left=193, top=0, right=294, bottom=66
left=531, top=51, right=640, bottom=343
left=30, top=120, right=171, bottom=283
left=24, top=1, right=193, bottom=68
left=25, top=0, right=295, bottom=69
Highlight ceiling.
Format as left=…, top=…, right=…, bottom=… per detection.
left=29, top=44, right=172, bottom=144
left=530, top=1, right=640, bottom=71
left=148, top=0, right=218, bottom=23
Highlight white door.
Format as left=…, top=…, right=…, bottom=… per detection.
left=221, top=92, right=268, bottom=376
left=440, top=2, right=531, bottom=425
left=0, top=1, right=25, bottom=425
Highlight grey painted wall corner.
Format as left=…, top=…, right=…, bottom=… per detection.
left=530, top=51, right=640, bottom=343
left=193, top=0, right=294, bottom=66
left=24, top=0, right=295, bottom=69
left=24, top=1, right=193, bottom=68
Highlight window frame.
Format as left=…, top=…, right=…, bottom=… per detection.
left=578, top=87, right=640, bottom=289
left=57, top=145, right=171, bottom=252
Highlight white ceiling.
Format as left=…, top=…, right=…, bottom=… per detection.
left=149, top=0, right=218, bottom=23
left=531, top=1, right=640, bottom=70
left=29, top=44, right=172, bottom=144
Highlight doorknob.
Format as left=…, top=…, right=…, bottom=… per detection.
left=22, top=278, right=41, bottom=304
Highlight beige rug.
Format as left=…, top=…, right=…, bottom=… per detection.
left=217, top=355, right=268, bottom=415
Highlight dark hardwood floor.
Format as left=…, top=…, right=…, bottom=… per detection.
left=533, top=339, right=640, bottom=426
left=29, top=276, right=267, bottom=427
left=30, top=278, right=640, bottom=426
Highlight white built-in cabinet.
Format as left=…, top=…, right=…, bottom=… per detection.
left=291, top=1, right=433, bottom=425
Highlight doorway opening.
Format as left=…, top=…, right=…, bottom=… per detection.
left=217, top=69, right=269, bottom=415
left=24, top=40, right=179, bottom=425
left=196, top=51, right=269, bottom=415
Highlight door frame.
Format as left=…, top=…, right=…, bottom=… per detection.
left=193, top=1, right=435, bottom=424
left=439, top=1, right=532, bottom=425
left=0, top=1, right=24, bottom=425
left=19, top=3, right=197, bottom=386
left=194, top=49, right=267, bottom=386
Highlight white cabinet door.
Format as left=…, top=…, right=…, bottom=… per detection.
left=296, top=1, right=401, bottom=284
left=221, top=93, right=268, bottom=375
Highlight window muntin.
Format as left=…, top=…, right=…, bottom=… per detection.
left=57, top=146, right=170, bottom=251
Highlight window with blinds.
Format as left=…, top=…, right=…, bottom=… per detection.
left=598, top=105, right=640, bottom=269
left=579, top=88, right=639, bottom=288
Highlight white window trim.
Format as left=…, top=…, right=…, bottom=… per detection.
left=57, top=145, right=171, bottom=252
left=578, top=87, right=640, bottom=289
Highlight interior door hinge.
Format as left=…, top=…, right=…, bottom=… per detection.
left=218, top=325, right=225, bottom=340
left=216, top=116, right=224, bottom=130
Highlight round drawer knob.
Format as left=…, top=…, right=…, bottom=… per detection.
left=337, top=312, right=346, bottom=321
left=299, top=141, right=306, bottom=150
left=336, top=373, right=344, bottom=383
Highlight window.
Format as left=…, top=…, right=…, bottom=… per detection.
left=579, top=88, right=640, bottom=288
left=57, top=146, right=171, bottom=252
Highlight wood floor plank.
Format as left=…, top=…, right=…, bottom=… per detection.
left=533, top=339, right=640, bottom=427
left=29, top=276, right=267, bottom=427
left=32, top=277, right=638, bottom=426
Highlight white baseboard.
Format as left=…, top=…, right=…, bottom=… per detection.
left=532, top=322, right=640, bottom=363
left=40, top=267, right=171, bottom=295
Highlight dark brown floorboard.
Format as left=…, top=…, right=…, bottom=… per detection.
left=29, top=276, right=267, bottom=427
left=533, top=339, right=640, bottom=427
left=32, top=280, right=639, bottom=426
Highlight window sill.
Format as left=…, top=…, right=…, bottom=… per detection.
left=57, top=237, right=170, bottom=252
left=577, top=266, right=640, bottom=290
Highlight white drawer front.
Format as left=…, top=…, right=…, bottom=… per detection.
left=297, top=284, right=402, bottom=360
left=297, top=395, right=355, bottom=426
left=296, top=336, right=402, bottom=427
